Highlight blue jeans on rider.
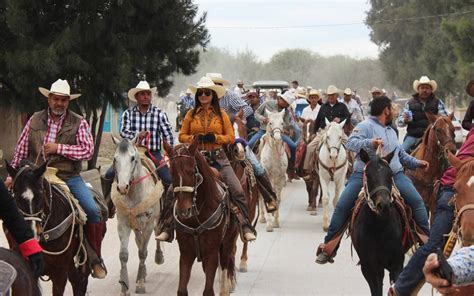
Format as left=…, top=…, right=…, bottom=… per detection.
left=324, top=171, right=429, bottom=244
left=248, top=129, right=297, bottom=162
left=105, top=150, right=172, bottom=186
left=65, top=175, right=101, bottom=223
left=245, top=147, right=265, bottom=176
left=291, top=121, right=302, bottom=145
left=402, top=135, right=419, bottom=153
left=394, top=187, right=455, bottom=296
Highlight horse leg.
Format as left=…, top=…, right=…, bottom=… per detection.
left=51, top=271, right=69, bottom=296
left=155, top=239, right=164, bottom=265
left=118, top=220, right=132, bottom=296
left=220, top=231, right=238, bottom=294
left=135, top=222, right=154, bottom=294
left=68, top=262, right=89, bottom=296
left=202, top=252, right=219, bottom=296
left=333, top=177, right=344, bottom=208
left=320, top=179, right=330, bottom=232
left=272, top=187, right=281, bottom=229
left=258, top=195, right=267, bottom=224
left=361, top=263, right=384, bottom=296
left=177, top=254, right=195, bottom=296
left=239, top=242, right=248, bottom=272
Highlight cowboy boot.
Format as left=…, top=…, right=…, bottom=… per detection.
left=85, top=222, right=107, bottom=279
left=255, top=171, right=278, bottom=213
left=315, top=222, right=349, bottom=264
left=101, top=176, right=116, bottom=219
left=287, top=160, right=300, bottom=181
left=230, top=204, right=256, bottom=242
left=155, top=188, right=175, bottom=242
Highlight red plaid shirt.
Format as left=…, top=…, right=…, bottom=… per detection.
left=11, top=110, right=94, bottom=169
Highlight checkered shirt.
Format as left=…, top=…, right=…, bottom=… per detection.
left=219, top=90, right=253, bottom=119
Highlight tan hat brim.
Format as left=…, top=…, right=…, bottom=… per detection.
left=189, top=85, right=225, bottom=99
left=413, top=80, right=437, bottom=93
left=128, top=87, right=157, bottom=102
left=209, top=78, right=230, bottom=86
left=38, top=87, right=81, bottom=100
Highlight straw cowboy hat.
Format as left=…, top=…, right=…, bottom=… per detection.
left=370, top=86, right=382, bottom=94
left=127, top=81, right=157, bottom=102
left=189, top=76, right=225, bottom=99
left=326, top=85, right=341, bottom=95
left=413, top=76, right=437, bottom=93
left=205, top=73, right=230, bottom=86
left=343, top=88, right=352, bottom=95
left=277, top=92, right=295, bottom=106
left=39, top=79, right=81, bottom=100
left=295, top=88, right=307, bottom=99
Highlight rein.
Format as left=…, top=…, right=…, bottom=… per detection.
left=318, top=136, right=347, bottom=181
left=453, top=201, right=474, bottom=245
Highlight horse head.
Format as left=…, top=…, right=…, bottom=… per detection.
left=426, top=112, right=457, bottom=155
left=5, top=160, right=47, bottom=239
left=360, top=148, right=396, bottom=216
left=112, top=135, right=140, bottom=195
left=447, top=151, right=474, bottom=246
left=230, top=138, right=247, bottom=161
left=324, top=118, right=346, bottom=162
left=265, top=109, right=285, bottom=142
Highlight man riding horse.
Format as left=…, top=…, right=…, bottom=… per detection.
left=8, top=79, right=106, bottom=278
left=315, top=96, right=430, bottom=264
left=399, top=76, right=448, bottom=153
left=156, top=76, right=257, bottom=243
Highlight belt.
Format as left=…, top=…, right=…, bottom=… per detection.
left=200, top=149, right=223, bottom=159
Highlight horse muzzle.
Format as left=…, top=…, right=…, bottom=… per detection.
left=175, top=207, right=193, bottom=219
left=117, top=184, right=129, bottom=195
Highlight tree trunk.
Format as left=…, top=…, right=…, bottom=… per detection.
left=87, top=100, right=108, bottom=170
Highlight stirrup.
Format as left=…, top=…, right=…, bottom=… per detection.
left=266, top=200, right=278, bottom=213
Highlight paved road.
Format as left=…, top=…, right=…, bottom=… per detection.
left=0, top=178, right=435, bottom=295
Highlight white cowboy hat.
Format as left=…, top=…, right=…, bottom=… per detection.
left=277, top=92, right=295, bottom=106
left=326, top=85, right=341, bottom=95
left=295, top=88, right=307, bottom=99
left=205, top=73, right=230, bottom=86
left=38, top=79, right=81, bottom=100
left=236, top=79, right=244, bottom=85
left=370, top=86, right=382, bottom=94
left=343, top=88, right=352, bottom=95
left=127, top=81, right=157, bottom=102
left=413, top=76, right=437, bottom=93
left=307, top=89, right=321, bottom=97
left=189, top=76, right=225, bottom=99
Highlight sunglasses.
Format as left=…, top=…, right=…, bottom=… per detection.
left=197, top=89, right=212, bottom=97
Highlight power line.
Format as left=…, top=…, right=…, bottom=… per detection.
left=208, top=10, right=474, bottom=29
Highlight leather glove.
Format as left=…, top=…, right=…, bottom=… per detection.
left=28, top=252, right=44, bottom=278
left=197, top=134, right=206, bottom=142
left=204, top=133, right=216, bottom=143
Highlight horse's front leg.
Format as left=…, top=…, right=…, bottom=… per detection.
left=178, top=253, right=195, bottom=296
left=319, top=173, right=330, bottom=232
left=134, top=219, right=155, bottom=294
left=258, top=196, right=267, bottom=224
left=51, top=270, right=68, bottom=296
left=117, top=217, right=132, bottom=296
left=239, top=242, right=248, bottom=272
left=333, top=173, right=345, bottom=208
left=202, top=252, right=219, bottom=296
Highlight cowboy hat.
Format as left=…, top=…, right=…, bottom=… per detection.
left=326, top=85, right=341, bottom=95
left=236, top=79, right=244, bottom=85
left=370, top=86, right=382, bottom=94
left=39, top=79, right=81, bottom=100
left=343, top=88, right=352, bottom=95
left=189, top=76, right=225, bottom=99
left=185, top=88, right=192, bottom=94
left=306, top=89, right=321, bottom=103
left=205, top=73, right=230, bottom=86
left=295, top=88, right=307, bottom=99
left=127, top=81, right=157, bottom=102
left=277, top=92, right=295, bottom=106
left=413, top=76, right=437, bottom=92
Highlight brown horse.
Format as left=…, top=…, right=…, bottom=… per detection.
left=6, top=161, right=94, bottom=296
left=163, top=140, right=239, bottom=296
left=0, top=247, right=41, bottom=296
left=407, top=113, right=457, bottom=217
left=299, top=120, right=321, bottom=214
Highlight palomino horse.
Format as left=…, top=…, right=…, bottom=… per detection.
left=0, top=247, right=41, bottom=296
left=318, top=119, right=348, bottom=231
left=407, top=113, right=456, bottom=217
left=352, top=149, right=407, bottom=296
left=110, top=137, right=164, bottom=296
left=5, top=161, right=92, bottom=296
left=259, top=109, right=288, bottom=232
left=163, top=139, right=239, bottom=296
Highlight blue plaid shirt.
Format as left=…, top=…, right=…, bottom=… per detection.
left=219, top=90, right=253, bottom=119
left=448, top=246, right=474, bottom=286
left=120, top=105, right=174, bottom=151
left=179, top=95, right=195, bottom=109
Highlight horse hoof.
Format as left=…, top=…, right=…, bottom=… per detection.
left=266, top=225, right=273, bottom=232
left=155, top=250, right=164, bottom=265
left=120, top=292, right=130, bottom=296
left=310, top=210, right=317, bottom=216
left=306, top=206, right=313, bottom=211
left=259, top=217, right=267, bottom=224
left=239, top=265, right=248, bottom=273
left=135, top=286, right=146, bottom=294
left=272, top=221, right=280, bottom=228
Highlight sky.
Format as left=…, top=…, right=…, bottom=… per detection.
left=194, top=0, right=380, bottom=62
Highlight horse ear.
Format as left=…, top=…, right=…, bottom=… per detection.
left=359, top=149, right=370, bottom=164
left=325, top=117, right=330, bottom=126
left=425, top=112, right=438, bottom=124
left=163, top=140, right=173, bottom=156
left=189, top=137, right=199, bottom=155
left=448, top=112, right=454, bottom=121
left=339, top=119, right=346, bottom=128
left=5, top=161, right=17, bottom=178
left=130, top=133, right=139, bottom=144
left=447, top=151, right=462, bottom=170
left=111, top=135, right=121, bottom=145
left=34, top=161, right=48, bottom=179
left=384, top=149, right=396, bottom=164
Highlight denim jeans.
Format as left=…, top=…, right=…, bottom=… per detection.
left=324, top=171, right=430, bottom=243
left=394, top=187, right=455, bottom=296
left=245, top=147, right=264, bottom=176
left=105, top=150, right=171, bottom=186
left=402, top=135, right=419, bottom=153
left=248, top=129, right=297, bottom=162
left=291, top=121, right=302, bottom=145
left=65, top=176, right=101, bottom=223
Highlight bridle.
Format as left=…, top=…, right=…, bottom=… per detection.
left=363, top=159, right=394, bottom=212
left=431, top=117, right=455, bottom=154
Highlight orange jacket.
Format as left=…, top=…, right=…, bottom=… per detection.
left=179, top=107, right=235, bottom=151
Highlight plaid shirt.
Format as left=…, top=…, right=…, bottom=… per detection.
left=11, top=109, right=94, bottom=169
left=219, top=90, right=253, bottom=119
left=398, top=98, right=448, bottom=126
left=120, top=105, right=174, bottom=151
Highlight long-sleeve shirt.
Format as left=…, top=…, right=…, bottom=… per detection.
left=462, top=100, right=474, bottom=131
left=341, top=98, right=364, bottom=125
left=312, top=102, right=351, bottom=133
left=348, top=116, right=421, bottom=173
left=219, top=90, right=253, bottom=119
left=120, top=105, right=174, bottom=151
left=254, top=100, right=292, bottom=130
left=179, top=107, right=234, bottom=151
left=441, top=128, right=474, bottom=187
left=447, top=245, right=474, bottom=286
left=11, top=109, right=94, bottom=169
left=398, top=99, right=448, bottom=127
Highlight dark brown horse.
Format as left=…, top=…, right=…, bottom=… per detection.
left=407, top=112, right=457, bottom=217
left=163, top=139, right=239, bottom=296
left=0, top=247, right=41, bottom=296
left=6, top=161, right=92, bottom=296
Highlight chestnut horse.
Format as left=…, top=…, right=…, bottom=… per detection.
left=163, top=140, right=239, bottom=296
left=407, top=113, right=456, bottom=217
left=6, top=161, right=93, bottom=296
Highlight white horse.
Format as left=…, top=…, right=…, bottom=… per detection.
left=259, top=109, right=288, bottom=232
left=111, top=137, right=164, bottom=296
left=318, top=119, right=348, bottom=231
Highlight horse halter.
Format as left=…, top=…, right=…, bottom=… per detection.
left=431, top=117, right=455, bottom=151
left=270, top=127, right=283, bottom=139
left=363, top=160, right=393, bottom=212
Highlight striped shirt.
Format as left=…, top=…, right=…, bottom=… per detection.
left=219, top=90, right=253, bottom=119
left=11, top=109, right=94, bottom=169
left=120, top=105, right=174, bottom=151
